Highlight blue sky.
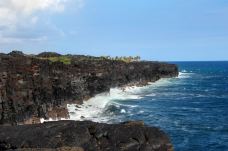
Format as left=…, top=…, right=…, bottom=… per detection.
left=0, top=0, right=228, bottom=61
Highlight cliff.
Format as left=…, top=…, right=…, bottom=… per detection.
left=0, top=120, right=173, bottom=151
left=0, top=51, right=178, bottom=125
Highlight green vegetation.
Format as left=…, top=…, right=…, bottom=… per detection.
left=39, top=56, right=72, bottom=65
left=101, top=56, right=141, bottom=63
left=48, top=56, right=71, bottom=64
left=36, top=53, right=141, bottom=64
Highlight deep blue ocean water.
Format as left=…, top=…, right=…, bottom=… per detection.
left=69, top=61, right=228, bottom=151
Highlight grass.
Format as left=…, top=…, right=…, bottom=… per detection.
left=39, top=56, right=72, bottom=65
left=37, top=55, right=141, bottom=64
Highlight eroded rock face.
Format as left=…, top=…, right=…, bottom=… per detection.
left=0, top=120, right=173, bottom=151
left=0, top=52, right=178, bottom=125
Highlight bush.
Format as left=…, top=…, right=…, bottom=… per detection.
left=37, top=52, right=61, bottom=58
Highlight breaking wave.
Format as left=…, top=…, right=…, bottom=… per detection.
left=67, top=77, right=174, bottom=123
left=178, top=71, right=194, bottom=79
left=41, top=72, right=185, bottom=123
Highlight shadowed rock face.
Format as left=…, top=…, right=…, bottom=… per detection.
left=0, top=120, right=173, bottom=151
left=0, top=52, right=178, bottom=125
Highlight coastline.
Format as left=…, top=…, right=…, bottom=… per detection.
left=0, top=51, right=178, bottom=125
left=0, top=51, right=178, bottom=151
left=41, top=75, right=179, bottom=124
left=69, top=77, right=176, bottom=122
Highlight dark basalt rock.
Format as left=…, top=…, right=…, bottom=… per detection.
left=0, top=52, right=178, bottom=125
left=0, top=120, right=173, bottom=151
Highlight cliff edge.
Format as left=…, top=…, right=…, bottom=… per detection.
left=0, top=51, right=178, bottom=125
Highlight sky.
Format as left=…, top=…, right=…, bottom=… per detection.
left=0, top=0, right=228, bottom=61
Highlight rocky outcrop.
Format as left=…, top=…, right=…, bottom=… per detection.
left=0, top=120, right=173, bottom=151
left=0, top=52, right=178, bottom=125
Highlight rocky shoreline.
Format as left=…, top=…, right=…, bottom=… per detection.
left=0, top=120, right=173, bottom=151
left=0, top=51, right=178, bottom=125
left=0, top=51, right=178, bottom=151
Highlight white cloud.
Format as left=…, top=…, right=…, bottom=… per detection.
left=0, top=0, right=84, bottom=45
left=0, top=0, right=68, bottom=28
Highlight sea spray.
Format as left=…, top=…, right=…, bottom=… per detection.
left=67, top=77, right=176, bottom=123
left=41, top=73, right=184, bottom=123
left=67, top=87, right=142, bottom=122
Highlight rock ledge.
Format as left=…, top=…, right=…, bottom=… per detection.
left=0, top=120, right=173, bottom=151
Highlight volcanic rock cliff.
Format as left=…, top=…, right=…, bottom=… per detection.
left=0, top=51, right=178, bottom=125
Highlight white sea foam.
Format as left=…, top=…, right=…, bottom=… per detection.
left=40, top=77, right=174, bottom=123
left=146, top=93, right=156, bottom=97
left=40, top=117, right=67, bottom=123
left=67, top=78, right=173, bottom=123
left=178, top=71, right=194, bottom=79
left=67, top=87, right=143, bottom=122
left=120, top=109, right=126, bottom=113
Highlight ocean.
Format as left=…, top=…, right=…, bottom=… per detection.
left=67, top=61, right=228, bottom=151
